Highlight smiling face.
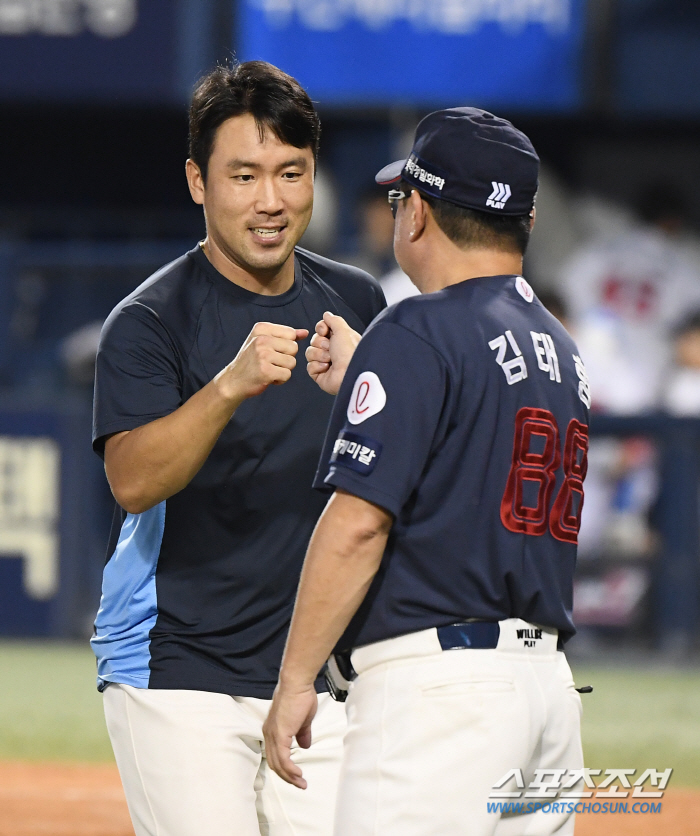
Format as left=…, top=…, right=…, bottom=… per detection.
left=187, top=113, right=315, bottom=283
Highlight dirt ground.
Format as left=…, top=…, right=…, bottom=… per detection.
left=0, top=761, right=697, bottom=835
left=0, top=763, right=132, bottom=836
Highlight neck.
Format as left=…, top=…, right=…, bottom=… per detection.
left=201, top=236, right=295, bottom=296
left=412, top=242, right=523, bottom=294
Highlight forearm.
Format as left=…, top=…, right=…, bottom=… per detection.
left=105, top=374, right=244, bottom=513
left=279, top=490, right=392, bottom=689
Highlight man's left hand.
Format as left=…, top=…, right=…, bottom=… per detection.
left=263, top=683, right=319, bottom=789
left=306, top=312, right=361, bottom=395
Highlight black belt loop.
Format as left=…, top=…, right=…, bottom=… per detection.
left=333, top=650, right=357, bottom=682
left=437, top=621, right=500, bottom=650
left=323, top=650, right=357, bottom=703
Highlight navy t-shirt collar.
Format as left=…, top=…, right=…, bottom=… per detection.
left=188, top=243, right=303, bottom=307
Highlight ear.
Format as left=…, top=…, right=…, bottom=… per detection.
left=529, top=206, right=536, bottom=232
left=409, top=189, right=428, bottom=241
left=186, top=159, right=205, bottom=206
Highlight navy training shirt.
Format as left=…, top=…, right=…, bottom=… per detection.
left=92, top=244, right=385, bottom=697
left=314, top=274, right=590, bottom=650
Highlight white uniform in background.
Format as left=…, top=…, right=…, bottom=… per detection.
left=561, top=228, right=700, bottom=414
left=663, top=368, right=700, bottom=416
left=378, top=266, right=420, bottom=306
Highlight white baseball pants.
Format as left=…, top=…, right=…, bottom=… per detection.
left=336, top=619, right=583, bottom=836
left=103, top=684, right=346, bottom=836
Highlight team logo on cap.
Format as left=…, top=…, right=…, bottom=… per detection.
left=347, top=371, right=386, bottom=425
left=486, top=182, right=512, bottom=210
left=403, top=155, right=447, bottom=193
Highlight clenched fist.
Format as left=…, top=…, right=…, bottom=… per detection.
left=306, top=312, right=361, bottom=395
left=215, top=322, right=309, bottom=402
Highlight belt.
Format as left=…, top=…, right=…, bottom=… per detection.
left=351, top=619, right=560, bottom=678
left=329, top=621, right=500, bottom=696
left=326, top=620, right=560, bottom=702
left=437, top=621, right=500, bottom=650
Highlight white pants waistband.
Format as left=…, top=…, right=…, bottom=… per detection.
left=351, top=619, right=559, bottom=676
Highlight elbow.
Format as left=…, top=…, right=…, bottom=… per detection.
left=109, top=479, right=159, bottom=515
left=119, top=497, right=155, bottom=516
left=104, top=438, right=162, bottom=514
left=354, top=516, right=393, bottom=545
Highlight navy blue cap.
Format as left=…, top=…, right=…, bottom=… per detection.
left=375, top=107, right=539, bottom=216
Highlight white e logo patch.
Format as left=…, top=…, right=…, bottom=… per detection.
left=347, top=372, right=386, bottom=425
left=515, top=276, right=534, bottom=303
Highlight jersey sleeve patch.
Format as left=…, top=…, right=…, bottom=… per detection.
left=347, top=371, right=387, bottom=425
left=331, top=430, right=382, bottom=475
left=515, top=276, right=534, bottom=302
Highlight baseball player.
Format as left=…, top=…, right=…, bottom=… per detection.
left=90, top=62, right=384, bottom=836
left=264, top=108, right=590, bottom=836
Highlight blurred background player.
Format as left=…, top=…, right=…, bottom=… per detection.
left=559, top=181, right=700, bottom=415
left=663, top=310, right=700, bottom=416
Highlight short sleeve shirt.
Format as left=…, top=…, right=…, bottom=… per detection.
left=314, top=275, right=590, bottom=650
left=91, top=245, right=385, bottom=697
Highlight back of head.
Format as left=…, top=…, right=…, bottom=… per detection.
left=413, top=187, right=533, bottom=255
left=188, top=61, right=321, bottom=182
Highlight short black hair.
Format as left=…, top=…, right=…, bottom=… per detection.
left=189, top=61, right=321, bottom=182
left=404, top=181, right=532, bottom=255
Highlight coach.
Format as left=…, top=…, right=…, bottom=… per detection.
left=265, top=108, right=590, bottom=836
left=90, top=62, right=384, bottom=836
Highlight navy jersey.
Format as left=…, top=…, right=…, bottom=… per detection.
left=314, top=274, right=590, bottom=650
left=92, top=244, right=385, bottom=697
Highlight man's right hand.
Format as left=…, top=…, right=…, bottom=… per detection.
left=216, top=322, right=309, bottom=402
left=306, top=312, right=361, bottom=396
left=105, top=321, right=308, bottom=514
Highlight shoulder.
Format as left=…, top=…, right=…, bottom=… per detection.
left=480, top=277, right=580, bottom=352
left=360, top=293, right=454, bottom=367
left=100, top=247, right=211, bottom=354
left=369, top=285, right=465, bottom=343
left=295, top=246, right=378, bottom=288
left=366, top=275, right=565, bottom=355
left=295, top=247, right=386, bottom=325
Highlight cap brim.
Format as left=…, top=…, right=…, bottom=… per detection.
left=375, top=160, right=406, bottom=185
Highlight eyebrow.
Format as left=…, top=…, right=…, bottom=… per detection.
left=226, top=157, right=309, bottom=172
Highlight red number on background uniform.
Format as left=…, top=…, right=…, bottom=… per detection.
left=500, top=408, right=561, bottom=536
left=550, top=420, right=589, bottom=543
left=501, top=409, right=588, bottom=543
